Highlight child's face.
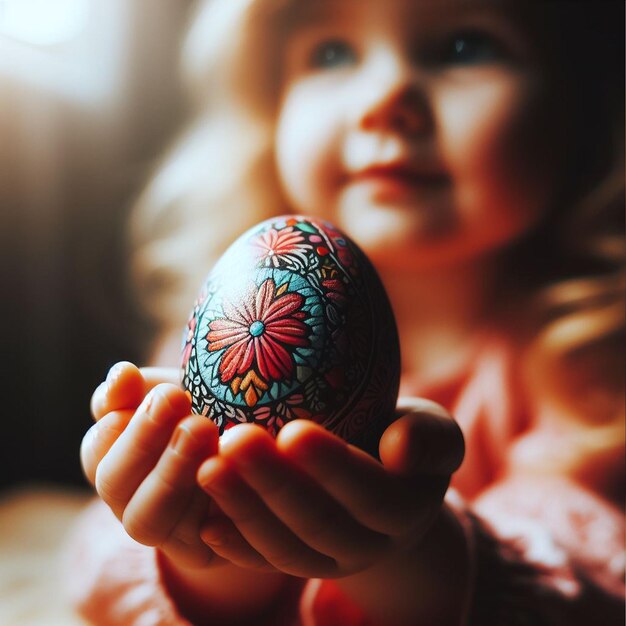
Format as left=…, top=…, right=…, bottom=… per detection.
left=274, top=0, right=564, bottom=270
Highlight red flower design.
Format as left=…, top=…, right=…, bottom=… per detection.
left=251, top=226, right=311, bottom=267
left=206, top=279, right=309, bottom=403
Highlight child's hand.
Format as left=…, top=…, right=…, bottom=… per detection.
left=197, top=398, right=464, bottom=579
left=81, top=362, right=220, bottom=569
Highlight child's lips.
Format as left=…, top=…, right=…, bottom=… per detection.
left=350, top=164, right=449, bottom=198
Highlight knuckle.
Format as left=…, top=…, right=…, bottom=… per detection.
left=94, top=468, right=127, bottom=514
left=99, top=411, right=132, bottom=440
left=144, top=385, right=190, bottom=426
left=170, top=418, right=214, bottom=460
left=154, top=461, right=184, bottom=495
left=131, top=426, right=164, bottom=458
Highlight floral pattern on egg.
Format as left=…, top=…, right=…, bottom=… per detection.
left=181, top=215, right=400, bottom=454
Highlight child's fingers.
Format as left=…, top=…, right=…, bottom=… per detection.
left=198, top=454, right=337, bottom=578
left=91, top=364, right=181, bottom=422
left=218, top=425, right=390, bottom=568
left=90, top=382, right=109, bottom=420
left=121, top=414, right=218, bottom=550
left=160, top=490, right=226, bottom=570
left=278, top=420, right=440, bottom=537
left=81, top=409, right=134, bottom=485
left=382, top=398, right=465, bottom=476
left=91, top=362, right=145, bottom=420
left=139, top=367, right=182, bottom=388
left=94, top=384, right=191, bottom=519
left=200, top=514, right=277, bottom=572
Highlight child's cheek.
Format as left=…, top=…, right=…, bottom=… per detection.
left=275, top=90, right=343, bottom=216
left=437, top=73, right=558, bottom=224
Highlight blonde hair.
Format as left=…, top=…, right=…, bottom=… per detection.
left=520, top=166, right=624, bottom=498
left=128, top=0, right=291, bottom=331
left=129, top=0, right=624, bottom=493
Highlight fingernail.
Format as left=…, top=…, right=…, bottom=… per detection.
left=106, top=362, right=125, bottom=386
left=142, top=388, right=156, bottom=413
left=171, top=423, right=193, bottom=453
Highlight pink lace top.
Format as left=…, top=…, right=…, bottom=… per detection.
left=64, top=338, right=625, bottom=625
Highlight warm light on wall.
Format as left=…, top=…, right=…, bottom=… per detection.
left=0, top=0, right=89, bottom=46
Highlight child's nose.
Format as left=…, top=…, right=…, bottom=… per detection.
left=357, top=61, right=432, bottom=137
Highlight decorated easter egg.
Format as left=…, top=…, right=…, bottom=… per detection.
left=181, top=215, right=400, bottom=454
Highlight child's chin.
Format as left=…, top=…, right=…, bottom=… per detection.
left=338, top=198, right=453, bottom=256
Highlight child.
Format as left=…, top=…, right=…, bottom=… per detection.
left=66, top=0, right=625, bottom=624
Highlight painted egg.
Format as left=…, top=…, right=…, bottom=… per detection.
left=181, top=215, right=400, bottom=455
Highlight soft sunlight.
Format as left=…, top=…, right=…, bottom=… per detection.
left=0, top=0, right=89, bottom=46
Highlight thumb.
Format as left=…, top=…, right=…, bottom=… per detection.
left=379, top=397, right=465, bottom=476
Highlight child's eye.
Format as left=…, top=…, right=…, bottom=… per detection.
left=309, top=39, right=357, bottom=69
left=441, top=31, right=505, bottom=65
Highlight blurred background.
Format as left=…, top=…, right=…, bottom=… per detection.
left=1, top=4, right=200, bottom=620
left=1, top=0, right=195, bottom=494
